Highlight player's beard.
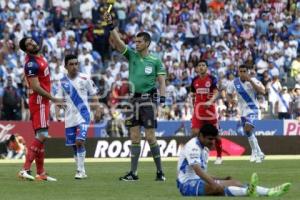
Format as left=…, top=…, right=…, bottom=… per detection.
left=29, top=45, right=40, bottom=55
left=200, top=70, right=207, bottom=77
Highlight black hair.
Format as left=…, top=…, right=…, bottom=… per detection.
left=9, top=134, right=16, bottom=142
left=197, top=59, right=208, bottom=67
left=136, top=32, right=151, bottom=46
left=19, top=37, right=30, bottom=52
left=239, top=64, right=248, bottom=69
left=64, top=54, right=77, bottom=66
left=199, top=124, right=219, bottom=137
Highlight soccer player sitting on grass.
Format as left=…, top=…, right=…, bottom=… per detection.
left=177, top=124, right=291, bottom=197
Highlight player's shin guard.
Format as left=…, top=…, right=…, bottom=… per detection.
left=23, top=139, right=40, bottom=170
left=35, top=143, right=45, bottom=175
left=150, top=143, right=162, bottom=172
left=77, top=146, right=86, bottom=173
left=224, top=186, right=247, bottom=196
left=130, top=143, right=141, bottom=175
left=215, top=137, right=222, bottom=158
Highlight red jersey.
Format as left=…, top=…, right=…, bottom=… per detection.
left=191, top=74, right=218, bottom=116
left=24, top=55, right=51, bottom=105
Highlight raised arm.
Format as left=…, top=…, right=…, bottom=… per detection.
left=248, top=78, right=266, bottom=95
left=104, top=12, right=126, bottom=53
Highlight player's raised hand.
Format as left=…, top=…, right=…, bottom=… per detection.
left=104, top=12, right=113, bottom=24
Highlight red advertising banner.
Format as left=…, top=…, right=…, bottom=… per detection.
left=0, top=121, right=65, bottom=144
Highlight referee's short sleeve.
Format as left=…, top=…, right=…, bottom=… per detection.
left=156, top=59, right=166, bottom=76
left=122, top=46, right=133, bottom=60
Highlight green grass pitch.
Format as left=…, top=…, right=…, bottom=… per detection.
left=0, top=158, right=299, bottom=200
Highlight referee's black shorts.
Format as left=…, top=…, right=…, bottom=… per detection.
left=124, top=95, right=157, bottom=129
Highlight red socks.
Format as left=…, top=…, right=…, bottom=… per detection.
left=23, top=139, right=45, bottom=175
left=215, top=137, right=222, bottom=158
left=35, top=142, right=45, bottom=175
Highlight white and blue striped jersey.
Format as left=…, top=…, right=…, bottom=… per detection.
left=177, top=137, right=209, bottom=183
left=56, top=73, right=98, bottom=128
left=227, top=77, right=264, bottom=119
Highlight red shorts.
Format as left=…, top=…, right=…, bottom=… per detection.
left=29, top=103, right=50, bottom=131
left=191, top=109, right=218, bottom=129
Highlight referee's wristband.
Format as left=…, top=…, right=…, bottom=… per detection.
left=160, top=96, right=166, bottom=103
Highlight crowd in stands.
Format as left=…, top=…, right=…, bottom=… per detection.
left=0, top=0, right=299, bottom=132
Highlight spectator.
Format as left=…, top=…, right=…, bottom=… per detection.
left=275, top=86, right=293, bottom=119
left=0, top=0, right=299, bottom=125
left=292, top=84, right=300, bottom=120
left=225, top=100, right=239, bottom=121
left=80, top=0, right=93, bottom=20
left=0, top=76, right=21, bottom=120
left=291, top=55, right=300, bottom=84
left=94, top=106, right=109, bottom=138
left=106, top=111, right=126, bottom=137
left=266, top=71, right=282, bottom=115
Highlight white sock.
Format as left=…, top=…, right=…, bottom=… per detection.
left=253, top=137, right=263, bottom=155
left=248, top=135, right=258, bottom=154
left=77, top=151, right=86, bottom=173
left=225, top=186, right=247, bottom=196
left=74, top=155, right=78, bottom=171
left=257, top=186, right=270, bottom=196
left=250, top=135, right=263, bottom=155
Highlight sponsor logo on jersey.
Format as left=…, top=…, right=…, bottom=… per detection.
left=205, top=81, right=211, bottom=87
left=196, top=88, right=209, bottom=94
left=27, top=62, right=33, bottom=67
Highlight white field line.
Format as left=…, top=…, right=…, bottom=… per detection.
left=0, top=155, right=300, bottom=164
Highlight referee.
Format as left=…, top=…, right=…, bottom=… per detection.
left=104, top=12, right=166, bottom=181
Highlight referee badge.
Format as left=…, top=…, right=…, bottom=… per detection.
left=145, top=66, right=152, bottom=74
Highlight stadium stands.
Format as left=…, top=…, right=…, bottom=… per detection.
left=0, top=0, right=299, bottom=123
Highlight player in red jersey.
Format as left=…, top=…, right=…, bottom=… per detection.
left=191, top=60, right=223, bottom=164
left=17, top=37, right=62, bottom=181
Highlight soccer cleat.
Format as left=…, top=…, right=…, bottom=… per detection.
left=255, top=157, right=262, bottom=163
left=250, top=153, right=256, bottom=162
left=214, top=157, right=223, bottom=165
left=268, top=183, right=291, bottom=197
left=155, top=171, right=166, bottom=181
left=259, top=153, right=265, bottom=160
left=75, top=171, right=88, bottom=179
left=36, top=174, right=57, bottom=181
left=18, top=170, right=35, bottom=181
left=247, top=173, right=258, bottom=197
left=255, top=153, right=265, bottom=163
left=119, top=171, right=139, bottom=181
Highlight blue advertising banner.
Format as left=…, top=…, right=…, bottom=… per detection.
left=155, top=120, right=284, bottom=137
left=219, top=120, right=284, bottom=136
left=91, top=120, right=285, bottom=137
